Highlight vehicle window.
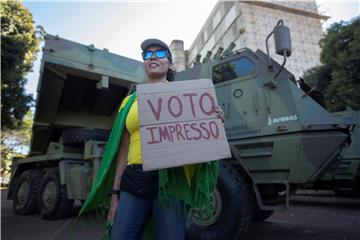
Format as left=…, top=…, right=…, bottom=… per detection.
left=212, top=57, right=256, bottom=84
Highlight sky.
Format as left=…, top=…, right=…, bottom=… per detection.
left=23, top=0, right=360, bottom=98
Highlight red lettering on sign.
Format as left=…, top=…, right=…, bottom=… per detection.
left=168, top=125, right=176, bottom=139
left=183, top=123, right=192, bottom=140
left=175, top=123, right=185, bottom=141
left=199, top=92, right=215, bottom=115
left=199, top=122, right=210, bottom=139
left=168, top=96, right=183, bottom=118
left=159, top=125, right=173, bottom=142
left=146, top=126, right=160, bottom=144
left=209, top=120, right=220, bottom=139
left=144, top=120, right=221, bottom=145
left=183, top=93, right=197, bottom=118
left=147, top=97, right=163, bottom=121
left=190, top=123, right=202, bottom=140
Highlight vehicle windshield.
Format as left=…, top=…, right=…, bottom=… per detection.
left=212, top=57, right=256, bottom=84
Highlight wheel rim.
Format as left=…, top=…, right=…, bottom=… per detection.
left=16, top=181, right=30, bottom=209
left=190, top=187, right=222, bottom=226
left=42, top=180, right=57, bottom=209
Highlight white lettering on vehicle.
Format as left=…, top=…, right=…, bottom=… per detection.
left=268, top=115, right=298, bottom=125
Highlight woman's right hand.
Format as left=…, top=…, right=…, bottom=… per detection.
left=107, top=195, right=119, bottom=223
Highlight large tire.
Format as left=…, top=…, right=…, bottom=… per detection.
left=13, top=170, right=42, bottom=215
left=38, top=169, right=74, bottom=220
left=62, top=128, right=110, bottom=147
left=187, top=162, right=254, bottom=240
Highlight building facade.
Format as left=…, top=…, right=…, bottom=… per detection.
left=170, top=0, right=328, bottom=79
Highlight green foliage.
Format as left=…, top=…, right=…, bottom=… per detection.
left=303, top=16, right=360, bottom=112
left=303, top=65, right=331, bottom=94
left=1, top=111, right=33, bottom=184
left=1, top=0, right=40, bottom=130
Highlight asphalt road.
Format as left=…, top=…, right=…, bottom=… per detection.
left=2, top=189, right=360, bottom=240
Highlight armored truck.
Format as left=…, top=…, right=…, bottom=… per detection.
left=8, top=22, right=351, bottom=239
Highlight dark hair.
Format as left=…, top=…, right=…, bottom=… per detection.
left=165, top=50, right=173, bottom=64
left=166, top=68, right=175, bottom=82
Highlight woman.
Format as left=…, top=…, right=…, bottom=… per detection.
left=108, top=39, right=186, bottom=239
left=106, top=39, right=224, bottom=239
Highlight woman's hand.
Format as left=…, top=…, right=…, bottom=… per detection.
left=107, top=195, right=119, bottom=223
left=214, top=105, right=225, bottom=123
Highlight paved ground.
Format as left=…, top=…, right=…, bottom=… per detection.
left=2, top=189, right=360, bottom=240
left=247, top=192, right=360, bottom=240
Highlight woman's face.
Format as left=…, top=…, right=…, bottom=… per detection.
left=143, top=46, right=171, bottom=81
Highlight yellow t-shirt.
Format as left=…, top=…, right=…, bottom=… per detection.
left=119, top=95, right=142, bottom=165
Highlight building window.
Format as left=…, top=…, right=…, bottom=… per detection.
left=212, top=57, right=256, bottom=84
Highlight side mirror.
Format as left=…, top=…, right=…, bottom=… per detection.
left=274, top=20, right=292, bottom=57
left=265, top=20, right=292, bottom=80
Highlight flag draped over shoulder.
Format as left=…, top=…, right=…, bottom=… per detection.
left=78, top=91, right=219, bottom=226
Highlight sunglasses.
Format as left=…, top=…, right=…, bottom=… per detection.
left=142, top=49, right=168, bottom=61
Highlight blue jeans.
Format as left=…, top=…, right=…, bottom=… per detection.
left=110, top=191, right=186, bottom=240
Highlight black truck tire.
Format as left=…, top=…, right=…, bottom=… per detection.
left=38, top=169, right=74, bottom=220
left=187, top=162, right=254, bottom=240
left=62, top=128, right=110, bottom=147
left=13, top=170, right=42, bottom=215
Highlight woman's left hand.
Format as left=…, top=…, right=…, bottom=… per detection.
left=214, top=105, right=225, bottom=123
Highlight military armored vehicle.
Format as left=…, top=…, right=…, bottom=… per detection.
left=7, top=21, right=351, bottom=239
left=176, top=21, right=351, bottom=239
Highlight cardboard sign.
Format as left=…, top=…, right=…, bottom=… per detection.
left=137, top=79, right=231, bottom=171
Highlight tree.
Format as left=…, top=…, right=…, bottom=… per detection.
left=1, top=110, right=33, bottom=185
left=1, top=0, right=40, bottom=130
left=303, top=16, right=360, bottom=112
